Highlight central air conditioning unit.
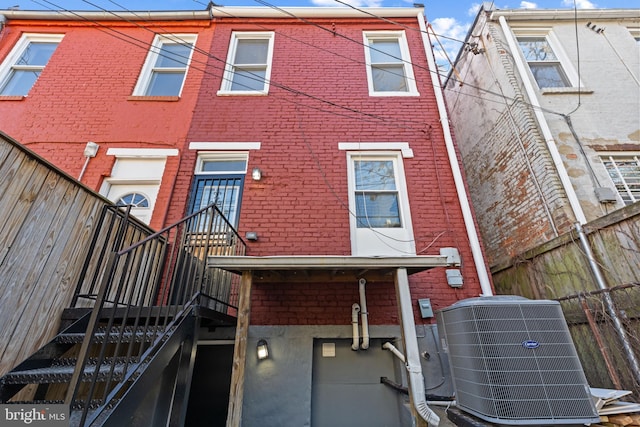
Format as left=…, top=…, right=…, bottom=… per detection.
left=436, top=296, right=600, bottom=426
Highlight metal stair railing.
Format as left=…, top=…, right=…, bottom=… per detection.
left=64, top=203, right=246, bottom=425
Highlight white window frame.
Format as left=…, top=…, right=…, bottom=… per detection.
left=195, top=152, right=249, bottom=175
left=600, top=153, right=640, bottom=206
left=132, top=34, right=197, bottom=97
left=514, top=29, right=582, bottom=90
left=346, top=151, right=415, bottom=256
left=218, top=32, right=275, bottom=96
left=0, top=33, right=64, bottom=96
left=362, top=30, right=419, bottom=97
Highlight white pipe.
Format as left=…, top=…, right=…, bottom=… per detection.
left=419, top=13, right=493, bottom=297
left=351, top=303, right=361, bottom=351
left=383, top=341, right=406, bottom=363
left=358, top=278, right=370, bottom=350
left=77, top=156, right=91, bottom=182
left=498, top=15, right=587, bottom=225
left=395, top=268, right=440, bottom=426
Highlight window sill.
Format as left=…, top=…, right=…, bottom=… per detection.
left=127, top=96, right=180, bottom=102
left=541, top=87, right=593, bottom=95
left=368, top=91, right=420, bottom=97
left=0, top=95, right=26, bottom=101
left=216, top=90, right=268, bottom=97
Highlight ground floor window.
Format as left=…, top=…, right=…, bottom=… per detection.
left=601, top=154, right=640, bottom=205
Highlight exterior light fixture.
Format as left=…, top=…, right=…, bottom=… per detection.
left=252, top=168, right=262, bottom=181
left=83, top=141, right=99, bottom=158
left=257, top=339, right=269, bottom=360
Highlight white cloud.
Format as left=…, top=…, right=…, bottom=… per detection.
left=467, top=3, right=481, bottom=16
left=429, top=17, right=471, bottom=73
left=520, top=1, right=538, bottom=8
left=311, top=0, right=383, bottom=7
left=562, top=0, right=597, bottom=8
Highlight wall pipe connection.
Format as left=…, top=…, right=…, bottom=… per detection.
left=358, top=278, right=370, bottom=350
left=575, top=223, right=640, bottom=385
left=383, top=341, right=406, bottom=363
left=498, top=15, right=587, bottom=225
left=395, top=268, right=440, bottom=426
left=418, top=12, right=493, bottom=297
left=351, top=303, right=361, bottom=351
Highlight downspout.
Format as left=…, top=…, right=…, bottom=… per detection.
left=418, top=13, right=493, bottom=297
left=395, top=268, right=440, bottom=426
left=383, top=341, right=406, bottom=363
left=351, top=303, right=361, bottom=351
left=497, top=15, right=587, bottom=225
left=358, top=278, right=370, bottom=350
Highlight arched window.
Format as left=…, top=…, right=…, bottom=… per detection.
left=116, top=192, right=150, bottom=208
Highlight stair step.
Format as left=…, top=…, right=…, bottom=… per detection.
left=2, top=358, right=139, bottom=384
left=55, top=326, right=168, bottom=344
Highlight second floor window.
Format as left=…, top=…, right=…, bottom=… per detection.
left=219, top=32, right=275, bottom=95
left=0, top=34, right=63, bottom=96
left=133, top=34, right=196, bottom=97
left=602, top=155, right=640, bottom=205
left=363, top=31, right=418, bottom=96
left=518, top=36, right=570, bottom=89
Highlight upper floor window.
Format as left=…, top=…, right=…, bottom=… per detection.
left=218, top=32, right=274, bottom=95
left=363, top=31, right=418, bottom=96
left=0, top=33, right=63, bottom=96
left=518, top=31, right=580, bottom=89
left=602, top=155, right=640, bottom=205
left=133, top=34, right=196, bottom=97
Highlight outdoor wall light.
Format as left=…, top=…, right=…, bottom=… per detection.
left=83, top=141, right=99, bottom=158
left=257, top=339, right=269, bottom=360
left=252, top=168, right=262, bottom=181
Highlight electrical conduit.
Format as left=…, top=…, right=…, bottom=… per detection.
left=358, top=278, right=370, bottom=350
left=351, top=303, right=361, bottom=351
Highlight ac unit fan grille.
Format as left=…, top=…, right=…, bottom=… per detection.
left=437, top=298, right=599, bottom=425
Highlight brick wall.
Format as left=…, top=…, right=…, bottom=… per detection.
left=0, top=19, right=212, bottom=229
left=171, top=17, right=488, bottom=325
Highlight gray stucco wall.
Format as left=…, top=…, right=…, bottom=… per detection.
left=240, top=324, right=451, bottom=427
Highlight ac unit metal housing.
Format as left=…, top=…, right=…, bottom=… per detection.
left=436, top=296, right=599, bottom=426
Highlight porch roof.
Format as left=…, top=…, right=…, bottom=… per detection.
left=208, top=255, right=455, bottom=283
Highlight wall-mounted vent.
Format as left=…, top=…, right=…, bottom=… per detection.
left=436, top=296, right=599, bottom=426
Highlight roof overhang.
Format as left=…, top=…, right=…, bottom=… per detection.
left=0, top=6, right=423, bottom=22
left=490, top=8, right=638, bottom=22
left=208, top=255, right=455, bottom=283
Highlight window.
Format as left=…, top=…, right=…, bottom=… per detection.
left=116, top=192, right=150, bottom=208
left=133, top=34, right=196, bottom=97
left=363, top=31, right=418, bottom=96
left=219, top=32, right=274, bottom=95
left=189, top=154, right=248, bottom=228
left=0, top=34, right=63, bottom=96
left=602, top=155, right=640, bottom=205
left=518, top=36, right=570, bottom=88
left=347, top=152, right=415, bottom=256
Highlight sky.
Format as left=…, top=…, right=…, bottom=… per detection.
left=0, top=0, right=635, bottom=68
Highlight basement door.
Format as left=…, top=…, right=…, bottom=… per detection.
left=311, top=338, right=408, bottom=427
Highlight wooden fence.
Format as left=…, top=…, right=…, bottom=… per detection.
left=492, top=202, right=640, bottom=394
left=0, top=132, right=155, bottom=376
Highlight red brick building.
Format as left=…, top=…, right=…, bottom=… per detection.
left=0, top=6, right=492, bottom=426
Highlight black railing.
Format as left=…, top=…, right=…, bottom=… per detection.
left=65, top=203, right=245, bottom=425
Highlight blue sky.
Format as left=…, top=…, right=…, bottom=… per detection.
left=0, top=0, right=634, bottom=68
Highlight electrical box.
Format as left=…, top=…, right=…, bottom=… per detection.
left=418, top=298, right=434, bottom=318
left=446, top=269, right=463, bottom=288
left=595, top=187, right=618, bottom=203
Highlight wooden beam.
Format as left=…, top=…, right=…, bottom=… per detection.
left=226, top=271, right=253, bottom=427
